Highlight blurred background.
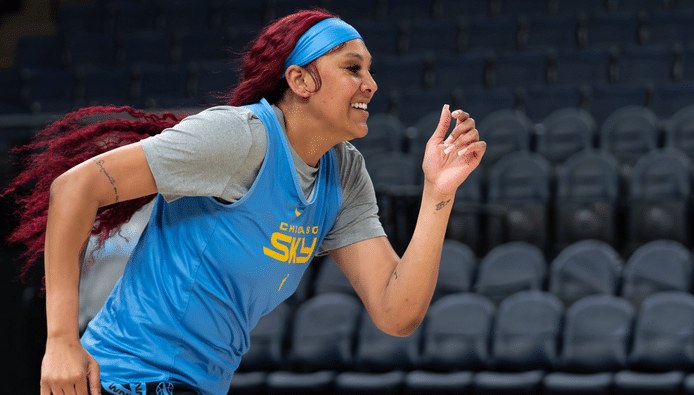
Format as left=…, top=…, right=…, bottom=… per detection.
left=4, top=0, right=694, bottom=394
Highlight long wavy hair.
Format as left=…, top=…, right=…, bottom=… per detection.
left=2, top=8, right=338, bottom=283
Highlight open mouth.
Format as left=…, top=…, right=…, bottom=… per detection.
left=351, top=102, right=368, bottom=111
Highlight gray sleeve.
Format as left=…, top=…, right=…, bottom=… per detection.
left=318, top=143, right=387, bottom=254
left=140, top=106, right=254, bottom=202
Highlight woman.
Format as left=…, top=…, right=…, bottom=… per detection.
left=8, top=8, right=485, bottom=395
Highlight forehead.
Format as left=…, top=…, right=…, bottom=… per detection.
left=329, top=39, right=372, bottom=62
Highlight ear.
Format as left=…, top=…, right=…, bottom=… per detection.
left=285, top=65, right=314, bottom=99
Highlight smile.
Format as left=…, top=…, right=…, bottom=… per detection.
left=351, top=102, right=368, bottom=111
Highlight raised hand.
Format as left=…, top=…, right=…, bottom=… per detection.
left=422, top=104, right=486, bottom=197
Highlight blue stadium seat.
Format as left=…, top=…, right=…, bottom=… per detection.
left=476, top=109, right=534, bottom=170
left=517, top=15, right=579, bottom=51
left=334, top=309, right=421, bottom=394
left=614, top=292, right=694, bottom=394
left=13, top=35, right=63, bottom=68
left=543, top=294, right=634, bottom=395
left=103, top=0, right=158, bottom=34
left=464, top=16, right=517, bottom=52
left=653, top=83, right=694, bottom=118
left=536, top=107, right=596, bottom=165
left=117, top=31, right=171, bottom=66
left=0, top=69, right=25, bottom=114
left=208, top=0, right=265, bottom=29
left=554, top=150, right=621, bottom=250
left=584, top=11, right=641, bottom=48
left=522, top=86, right=583, bottom=123
left=599, top=105, right=659, bottom=167
left=394, top=89, right=452, bottom=127
left=489, top=291, right=563, bottom=370
left=486, top=151, right=553, bottom=252
left=312, top=255, right=357, bottom=297
left=64, top=33, right=117, bottom=67
left=644, top=9, right=694, bottom=46
left=76, top=65, right=133, bottom=107
left=171, top=30, right=227, bottom=63
left=621, top=240, right=694, bottom=307
left=370, top=55, right=428, bottom=94
left=57, top=2, right=104, bottom=33
left=680, top=44, right=694, bottom=82
left=352, top=21, right=401, bottom=57
left=549, top=240, right=623, bottom=306
left=433, top=240, right=478, bottom=300
left=626, top=148, right=692, bottom=249
left=278, top=293, right=360, bottom=375
left=447, top=168, right=484, bottom=253
left=354, top=113, right=404, bottom=160
left=616, top=44, right=674, bottom=84
left=132, top=63, right=194, bottom=109
left=490, top=50, right=548, bottom=88
left=236, top=302, right=291, bottom=372
left=22, top=66, right=77, bottom=114
left=155, top=0, right=210, bottom=32
left=325, top=0, right=383, bottom=23
left=402, top=20, right=461, bottom=55
left=474, top=242, right=547, bottom=304
left=553, top=47, right=611, bottom=85
left=457, top=86, right=516, bottom=123
left=616, top=0, right=668, bottom=12
left=432, top=52, right=487, bottom=91
left=385, top=0, right=436, bottom=21
left=474, top=291, right=563, bottom=394
left=495, top=0, right=549, bottom=16
left=588, top=83, right=649, bottom=126
left=553, top=0, right=607, bottom=16
left=192, top=60, right=240, bottom=106
left=663, top=103, right=694, bottom=159
left=419, top=293, right=495, bottom=372
left=437, top=0, right=490, bottom=19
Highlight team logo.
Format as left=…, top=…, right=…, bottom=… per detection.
left=156, top=382, right=174, bottom=395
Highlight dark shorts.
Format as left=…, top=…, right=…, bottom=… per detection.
left=99, top=382, right=199, bottom=395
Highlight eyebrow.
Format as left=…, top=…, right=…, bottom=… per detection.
left=342, top=52, right=373, bottom=65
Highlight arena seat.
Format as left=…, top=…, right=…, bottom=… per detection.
left=535, top=107, right=597, bottom=165
left=549, top=240, right=623, bottom=306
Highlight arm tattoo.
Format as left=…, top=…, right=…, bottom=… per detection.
left=95, top=159, right=119, bottom=203
left=436, top=199, right=451, bottom=211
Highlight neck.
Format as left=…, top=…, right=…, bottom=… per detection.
left=277, top=97, right=339, bottom=168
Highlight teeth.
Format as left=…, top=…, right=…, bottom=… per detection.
left=351, top=102, right=367, bottom=110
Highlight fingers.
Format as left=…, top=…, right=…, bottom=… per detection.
left=444, top=109, right=475, bottom=147
left=430, top=104, right=451, bottom=143
left=88, top=359, right=101, bottom=395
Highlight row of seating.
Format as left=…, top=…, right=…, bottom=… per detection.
left=306, top=239, right=693, bottom=311
left=228, top=289, right=694, bottom=394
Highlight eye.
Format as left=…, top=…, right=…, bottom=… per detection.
left=346, top=64, right=361, bottom=73
left=368, top=67, right=376, bottom=76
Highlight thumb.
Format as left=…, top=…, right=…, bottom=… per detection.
left=430, top=104, right=451, bottom=143
left=87, top=358, right=101, bottom=395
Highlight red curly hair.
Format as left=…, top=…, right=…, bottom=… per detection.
left=2, top=8, right=338, bottom=284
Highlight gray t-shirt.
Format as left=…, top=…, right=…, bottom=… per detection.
left=140, top=104, right=386, bottom=254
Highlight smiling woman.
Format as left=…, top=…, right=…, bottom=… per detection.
left=3, top=8, right=485, bottom=395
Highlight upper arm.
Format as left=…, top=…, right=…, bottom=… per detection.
left=56, top=142, right=157, bottom=207
left=329, top=236, right=400, bottom=331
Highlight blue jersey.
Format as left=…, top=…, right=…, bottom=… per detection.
left=81, top=98, right=343, bottom=395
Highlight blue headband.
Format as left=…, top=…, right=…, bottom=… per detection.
left=283, top=18, right=362, bottom=78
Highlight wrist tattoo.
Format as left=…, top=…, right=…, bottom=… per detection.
left=95, top=159, right=119, bottom=203
left=436, top=199, right=451, bottom=211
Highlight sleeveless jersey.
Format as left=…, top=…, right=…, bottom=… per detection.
left=81, top=98, right=343, bottom=395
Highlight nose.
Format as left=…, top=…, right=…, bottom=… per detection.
left=362, top=72, right=377, bottom=94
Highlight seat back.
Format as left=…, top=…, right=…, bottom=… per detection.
left=354, top=309, right=423, bottom=372
left=422, top=293, right=495, bottom=371
left=491, top=290, right=564, bottom=371
left=559, top=294, right=634, bottom=372
left=474, top=242, right=547, bottom=304
left=622, top=240, right=694, bottom=307
left=549, top=240, right=623, bottom=306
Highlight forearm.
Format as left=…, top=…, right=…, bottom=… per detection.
left=44, top=174, right=100, bottom=341
left=381, top=182, right=454, bottom=334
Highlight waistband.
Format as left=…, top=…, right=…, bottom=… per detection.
left=101, top=381, right=198, bottom=395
